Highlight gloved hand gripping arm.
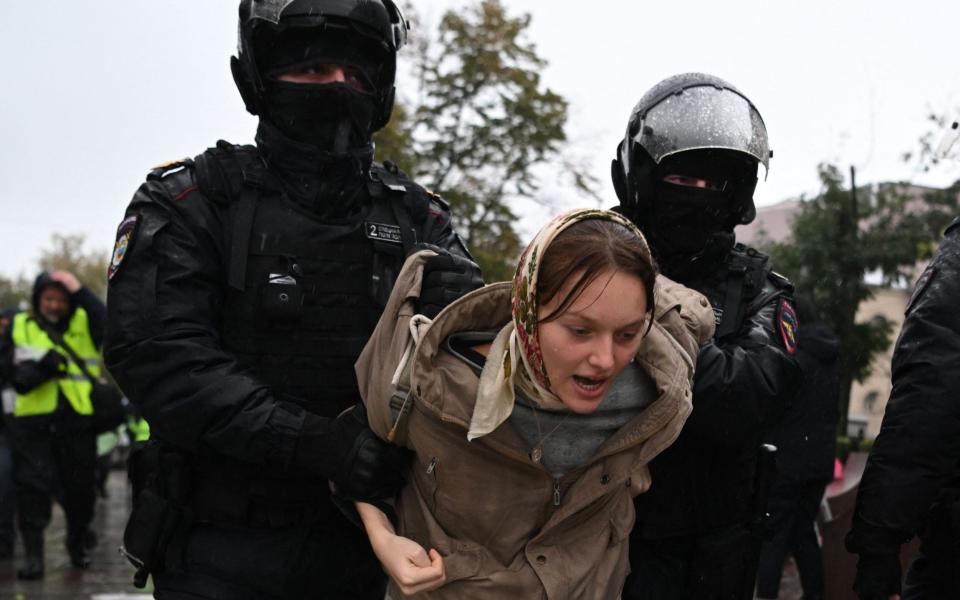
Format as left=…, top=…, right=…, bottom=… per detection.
left=414, top=244, right=484, bottom=319
left=307, top=402, right=412, bottom=501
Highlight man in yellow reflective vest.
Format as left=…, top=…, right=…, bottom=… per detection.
left=0, top=270, right=105, bottom=579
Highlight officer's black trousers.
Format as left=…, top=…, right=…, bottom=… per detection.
left=901, top=542, right=960, bottom=599
left=9, top=422, right=96, bottom=547
left=152, top=508, right=386, bottom=600
left=756, top=480, right=827, bottom=599
left=622, top=524, right=755, bottom=600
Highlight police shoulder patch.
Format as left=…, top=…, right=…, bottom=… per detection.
left=148, top=158, right=192, bottom=180
left=108, top=214, right=139, bottom=281
left=777, top=299, right=798, bottom=354
left=423, top=187, right=450, bottom=211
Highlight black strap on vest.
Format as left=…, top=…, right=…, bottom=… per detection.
left=228, top=185, right=259, bottom=291
left=36, top=319, right=102, bottom=385
left=717, top=267, right=746, bottom=338
left=389, top=199, right=416, bottom=255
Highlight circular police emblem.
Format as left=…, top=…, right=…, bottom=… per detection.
left=108, top=215, right=139, bottom=281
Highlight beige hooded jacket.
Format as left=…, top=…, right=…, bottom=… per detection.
left=357, top=251, right=715, bottom=599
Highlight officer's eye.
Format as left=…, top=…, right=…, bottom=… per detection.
left=343, top=68, right=370, bottom=92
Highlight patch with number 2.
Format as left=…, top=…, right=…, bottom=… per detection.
left=365, top=222, right=403, bottom=245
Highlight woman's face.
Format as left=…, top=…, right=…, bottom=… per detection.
left=537, top=269, right=649, bottom=414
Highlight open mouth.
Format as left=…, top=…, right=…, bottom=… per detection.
left=572, top=375, right=606, bottom=392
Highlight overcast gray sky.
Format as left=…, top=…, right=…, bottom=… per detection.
left=1, top=0, right=957, bottom=279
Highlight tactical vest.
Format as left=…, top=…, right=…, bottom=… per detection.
left=691, top=243, right=776, bottom=340
left=194, top=143, right=428, bottom=415
left=11, top=309, right=98, bottom=417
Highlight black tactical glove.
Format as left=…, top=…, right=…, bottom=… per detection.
left=852, top=553, right=901, bottom=599
left=330, top=403, right=413, bottom=501
left=416, top=245, right=484, bottom=319
left=38, top=349, right=66, bottom=377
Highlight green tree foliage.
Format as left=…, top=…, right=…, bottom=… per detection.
left=0, top=233, right=107, bottom=311
left=37, top=234, right=109, bottom=300
left=375, top=0, right=597, bottom=281
left=760, top=164, right=960, bottom=432
left=0, top=275, right=30, bottom=311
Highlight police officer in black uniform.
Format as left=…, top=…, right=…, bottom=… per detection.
left=846, top=218, right=960, bottom=600
left=611, top=73, right=802, bottom=600
left=104, top=1, right=482, bottom=598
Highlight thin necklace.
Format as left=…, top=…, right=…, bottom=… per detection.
left=529, top=403, right=571, bottom=465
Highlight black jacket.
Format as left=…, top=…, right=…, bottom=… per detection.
left=847, top=217, right=960, bottom=557
left=633, top=243, right=802, bottom=539
left=770, top=321, right=840, bottom=486
left=103, top=134, right=469, bottom=489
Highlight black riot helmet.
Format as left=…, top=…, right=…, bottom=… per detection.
left=612, top=72, right=771, bottom=228
left=611, top=73, right=771, bottom=278
left=232, top=0, right=408, bottom=150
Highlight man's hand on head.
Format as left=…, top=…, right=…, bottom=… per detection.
left=49, top=270, right=82, bottom=294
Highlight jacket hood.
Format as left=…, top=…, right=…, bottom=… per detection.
left=798, top=322, right=840, bottom=362
left=30, top=272, right=76, bottom=325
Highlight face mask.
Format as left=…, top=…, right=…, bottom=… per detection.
left=262, top=81, right=377, bottom=152
left=647, top=182, right=737, bottom=278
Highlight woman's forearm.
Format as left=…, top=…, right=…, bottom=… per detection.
left=355, top=501, right=447, bottom=594
left=356, top=501, right=396, bottom=543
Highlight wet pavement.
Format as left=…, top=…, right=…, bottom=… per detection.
left=0, top=469, right=151, bottom=599
left=775, top=558, right=805, bottom=599
left=0, top=468, right=806, bottom=599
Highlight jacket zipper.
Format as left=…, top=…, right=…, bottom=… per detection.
left=553, top=478, right=562, bottom=506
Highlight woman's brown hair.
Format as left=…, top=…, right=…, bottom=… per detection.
left=537, top=219, right=657, bottom=325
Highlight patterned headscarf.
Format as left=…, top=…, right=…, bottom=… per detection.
left=468, top=208, right=652, bottom=440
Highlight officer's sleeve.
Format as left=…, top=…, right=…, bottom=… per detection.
left=847, top=231, right=960, bottom=555
left=684, top=288, right=802, bottom=445
left=73, top=287, right=107, bottom=349
left=421, top=197, right=475, bottom=262
left=104, top=179, right=343, bottom=476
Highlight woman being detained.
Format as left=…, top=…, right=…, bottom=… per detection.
left=353, top=209, right=715, bottom=599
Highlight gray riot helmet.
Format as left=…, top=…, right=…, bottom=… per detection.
left=612, top=72, right=771, bottom=230
left=232, top=0, right=409, bottom=138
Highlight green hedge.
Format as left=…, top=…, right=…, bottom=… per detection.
left=836, top=436, right=875, bottom=462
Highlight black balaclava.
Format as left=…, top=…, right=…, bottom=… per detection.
left=645, top=150, right=756, bottom=280
left=256, top=120, right=371, bottom=219
left=256, top=26, right=384, bottom=153
left=252, top=27, right=387, bottom=216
